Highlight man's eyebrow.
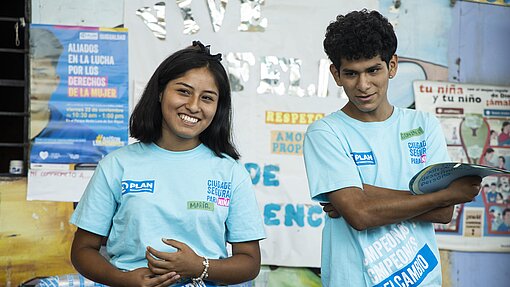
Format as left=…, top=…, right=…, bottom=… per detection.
left=341, top=64, right=384, bottom=73
left=340, top=68, right=356, bottom=73
left=367, top=63, right=384, bottom=70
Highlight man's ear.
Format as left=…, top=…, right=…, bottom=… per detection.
left=330, top=64, right=342, bottom=86
left=388, top=55, right=398, bottom=79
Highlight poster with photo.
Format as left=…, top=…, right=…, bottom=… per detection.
left=414, top=80, right=510, bottom=252
left=28, top=24, right=128, bottom=201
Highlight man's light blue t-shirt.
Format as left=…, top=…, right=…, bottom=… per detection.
left=304, top=107, right=450, bottom=287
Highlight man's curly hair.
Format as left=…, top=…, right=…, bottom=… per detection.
left=324, top=9, right=397, bottom=69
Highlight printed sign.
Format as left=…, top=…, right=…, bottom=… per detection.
left=415, top=80, right=510, bottom=252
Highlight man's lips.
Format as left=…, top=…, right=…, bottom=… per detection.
left=356, top=93, right=375, bottom=101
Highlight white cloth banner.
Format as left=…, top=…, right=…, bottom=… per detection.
left=125, top=0, right=381, bottom=267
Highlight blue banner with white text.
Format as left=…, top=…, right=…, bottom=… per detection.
left=29, top=24, right=128, bottom=165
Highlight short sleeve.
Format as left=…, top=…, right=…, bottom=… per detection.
left=70, top=162, right=119, bottom=236
left=225, top=163, right=266, bottom=243
left=425, top=113, right=451, bottom=166
left=303, top=121, right=363, bottom=202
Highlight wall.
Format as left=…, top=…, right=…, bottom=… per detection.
left=31, top=0, right=124, bottom=27
left=447, top=2, right=510, bottom=286
left=1, top=0, right=507, bottom=286
left=448, top=1, right=510, bottom=86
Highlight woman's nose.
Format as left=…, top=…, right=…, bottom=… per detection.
left=186, top=96, right=200, bottom=112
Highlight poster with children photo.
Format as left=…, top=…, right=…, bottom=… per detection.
left=480, top=147, right=509, bottom=170
left=496, top=176, right=510, bottom=204
left=487, top=205, right=510, bottom=233
left=486, top=119, right=510, bottom=147
left=481, top=176, right=503, bottom=204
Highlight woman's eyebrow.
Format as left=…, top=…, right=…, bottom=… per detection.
left=175, top=82, right=218, bottom=96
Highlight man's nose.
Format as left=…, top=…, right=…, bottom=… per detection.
left=356, top=73, right=371, bottom=92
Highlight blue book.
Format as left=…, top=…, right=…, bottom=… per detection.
left=409, top=162, right=509, bottom=195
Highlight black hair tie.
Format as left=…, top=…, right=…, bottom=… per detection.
left=192, top=40, right=222, bottom=62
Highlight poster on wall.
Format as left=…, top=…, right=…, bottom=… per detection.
left=27, top=24, right=128, bottom=201
left=414, top=80, right=510, bottom=252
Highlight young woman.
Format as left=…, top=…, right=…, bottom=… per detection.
left=70, top=41, right=265, bottom=287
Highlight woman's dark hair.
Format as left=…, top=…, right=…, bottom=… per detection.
left=324, top=9, right=397, bottom=69
left=130, top=41, right=240, bottom=159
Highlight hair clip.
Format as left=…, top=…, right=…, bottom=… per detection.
left=192, top=40, right=222, bottom=62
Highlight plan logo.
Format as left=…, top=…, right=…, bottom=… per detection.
left=351, top=151, right=376, bottom=166
left=121, top=180, right=155, bottom=195
left=79, top=32, right=98, bottom=40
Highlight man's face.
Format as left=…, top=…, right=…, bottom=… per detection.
left=330, top=55, right=397, bottom=121
left=30, top=58, right=60, bottom=113
left=504, top=125, right=510, bottom=134
left=504, top=212, right=510, bottom=225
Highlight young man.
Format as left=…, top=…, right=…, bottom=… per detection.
left=303, top=9, right=482, bottom=287
left=486, top=183, right=502, bottom=203
left=497, top=208, right=510, bottom=232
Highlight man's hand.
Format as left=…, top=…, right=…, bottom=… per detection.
left=320, top=202, right=341, bottom=218
left=443, top=176, right=482, bottom=204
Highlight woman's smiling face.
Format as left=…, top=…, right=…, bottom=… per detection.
left=158, top=67, right=219, bottom=151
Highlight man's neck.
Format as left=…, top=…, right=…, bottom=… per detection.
left=342, top=102, right=394, bottom=123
